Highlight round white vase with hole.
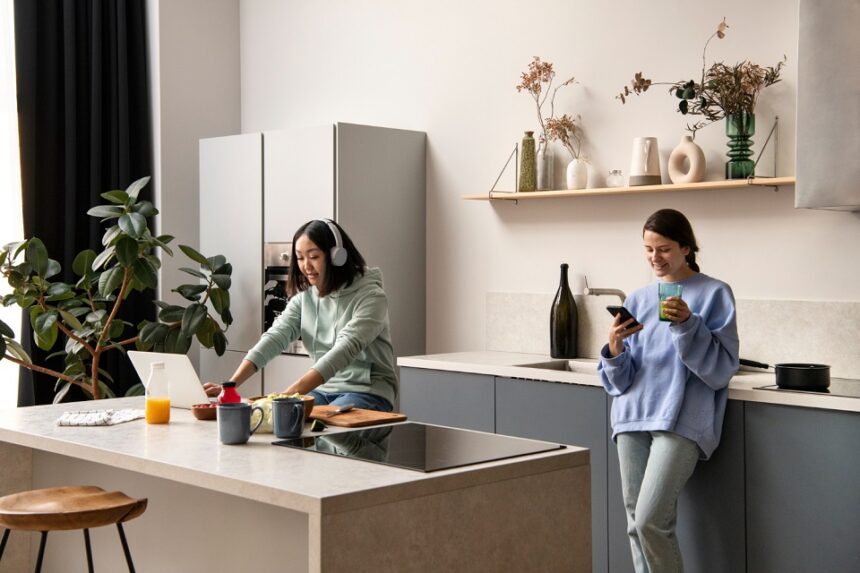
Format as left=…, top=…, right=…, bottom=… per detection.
left=566, top=159, right=588, bottom=190
left=668, top=135, right=706, bottom=183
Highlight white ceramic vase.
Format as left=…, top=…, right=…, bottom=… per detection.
left=566, top=159, right=588, bottom=190
left=668, top=135, right=706, bottom=183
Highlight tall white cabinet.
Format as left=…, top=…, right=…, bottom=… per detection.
left=200, top=123, right=426, bottom=396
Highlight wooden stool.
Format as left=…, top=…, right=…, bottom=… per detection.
left=0, top=485, right=147, bottom=572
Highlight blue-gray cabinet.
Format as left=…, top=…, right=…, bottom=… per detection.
left=495, top=377, right=608, bottom=573
left=745, top=402, right=860, bottom=573
left=399, top=367, right=495, bottom=432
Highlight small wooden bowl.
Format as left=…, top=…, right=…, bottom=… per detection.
left=191, top=403, right=217, bottom=421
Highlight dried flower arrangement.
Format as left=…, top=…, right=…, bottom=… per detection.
left=516, top=57, right=581, bottom=157
left=617, top=19, right=785, bottom=136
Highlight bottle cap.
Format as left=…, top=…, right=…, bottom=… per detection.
left=222, top=381, right=237, bottom=388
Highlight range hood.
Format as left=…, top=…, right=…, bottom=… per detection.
left=795, top=0, right=860, bottom=211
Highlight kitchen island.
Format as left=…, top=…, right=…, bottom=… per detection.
left=0, top=397, right=591, bottom=572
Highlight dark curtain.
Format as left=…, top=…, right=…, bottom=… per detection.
left=14, top=0, right=153, bottom=405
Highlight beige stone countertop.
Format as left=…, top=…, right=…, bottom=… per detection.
left=0, top=397, right=588, bottom=517
left=398, top=351, right=860, bottom=414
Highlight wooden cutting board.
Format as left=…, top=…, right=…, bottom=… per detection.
left=309, top=406, right=407, bottom=428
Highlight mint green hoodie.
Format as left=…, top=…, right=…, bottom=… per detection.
left=245, top=268, right=397, bottom=404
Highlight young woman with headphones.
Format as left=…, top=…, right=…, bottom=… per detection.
left=204, top=219, right=397, bottom=412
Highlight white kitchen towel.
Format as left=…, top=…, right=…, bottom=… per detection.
left=56, top=409, right=145, bottom=426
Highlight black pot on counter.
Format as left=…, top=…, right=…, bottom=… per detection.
left=740, top=359, right=831, bottom=390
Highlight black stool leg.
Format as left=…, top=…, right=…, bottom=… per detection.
left=34, top=531, right=48, bottom=573
left=83, top=528, right=94, bottom=573
left=0, top=528, right=10, bottom=561
left=116, top=522, right=136, bottom=573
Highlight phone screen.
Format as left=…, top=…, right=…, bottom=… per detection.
left=606, top=305, right=641, bottom=328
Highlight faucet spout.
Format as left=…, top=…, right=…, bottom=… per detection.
left=582, top=276, right=626, bottom=303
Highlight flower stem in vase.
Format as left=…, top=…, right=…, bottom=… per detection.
left=725, top=111, right=755, bottom=179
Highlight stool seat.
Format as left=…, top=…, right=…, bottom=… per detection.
left=0, top=486, right=147, bottom=531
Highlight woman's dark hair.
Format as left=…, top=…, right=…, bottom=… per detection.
left=287, top=220, right=366, bottom=295
left=643, top=209, right=700, bottom=272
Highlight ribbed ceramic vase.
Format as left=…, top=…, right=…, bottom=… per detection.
left=725, top=112, right=755, bottom=179
left=518, top=131, right=536, bottom=192
left=566, top=159, right=588, bottom=190
left=668, top=135, right=706, bottom=183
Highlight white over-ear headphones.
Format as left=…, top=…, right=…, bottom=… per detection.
left=321, top=219, right=348, bottom=266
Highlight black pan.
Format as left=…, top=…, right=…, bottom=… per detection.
left=739, top=358, right=830, bottom=390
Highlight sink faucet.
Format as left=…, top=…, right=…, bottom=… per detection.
left=583, top=276, right=626, bottom=303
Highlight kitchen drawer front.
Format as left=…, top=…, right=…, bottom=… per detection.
left=399, top=367, right=494, bottom=432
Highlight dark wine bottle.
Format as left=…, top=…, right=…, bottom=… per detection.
left=550, top=263, right=578, bottom=358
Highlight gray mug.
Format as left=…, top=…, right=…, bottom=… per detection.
left=218, top=403, right=264, bottom=445
left=272, top=398, right=305, bottom=439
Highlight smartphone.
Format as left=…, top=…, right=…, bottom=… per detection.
left=607, top=305, right=641, bottom=329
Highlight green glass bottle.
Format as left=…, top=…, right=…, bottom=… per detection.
left=519, top=131, right=537, bottom=192
left=550, top=263, right=578, bottom=358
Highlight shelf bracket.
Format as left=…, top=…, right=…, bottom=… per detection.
left=488, top=143, right=519, bottom=204
left=750, top=116, right=781, bottom=191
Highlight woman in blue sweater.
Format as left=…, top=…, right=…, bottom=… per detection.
left=599, top=209, right=739, bottom=573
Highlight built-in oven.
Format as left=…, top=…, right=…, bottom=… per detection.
left=264, top=242, right=308, bottom=356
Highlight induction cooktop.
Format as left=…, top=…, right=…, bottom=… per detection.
left=272, top=422, right=565, bottom=472
left=755, top=377, right=860, bottom=399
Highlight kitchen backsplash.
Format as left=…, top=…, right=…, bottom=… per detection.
left=486, top=293, right=860, bottom=379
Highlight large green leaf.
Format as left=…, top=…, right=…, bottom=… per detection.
left=4, top=339, right=31, bottom=363
left=206, top=255, right=226, bottom=271
left=125, top=383, right=145, bottom=397
left=87, top=205, right=124, bottom=219
left=26, top=238, right=49, bottom=277
left=57, top=309, right=84, bottom=331
left=34, top=319, right=58, bottom=351
left=118, top=212, right=147, bottom=239
left=45, top=259, right=61, bottom=279
left=213, top=331, right=227, bottom=356
left=195, top=316, right=217, bottom=348
left=179, top=267, right=207, bottom=280
left=0, top=318, right=14, bottom=337
left=178, top=244, right=208, bottom=266
left=125, top=176, right=150, bottom=200
left=211, top=274, right=231, bottom=290
left=158, top=306, right=185, bottom=323
left=131, top=200, right=157, bottom=217
left=220, top=308, right=233, bottom=327
left=115, top=236, right=140, bottom=267
left=34, top=310, right=58, bottom=335
left=180, top=303, right=207, bottom=339
left=53, top=382, right=72, bottom=403
left=73, top=250, right=98, bottom=276
left=173, top=284, right=207, bottom=301
left=213, top=262, right=232, bottom=276
left=92, top=246, right=115, bottom=270
left=101, top=190, right=129, bottom=204
left=132, top=259, right=158, bottom=289
left=45, top=283, right=74, bottom=301
left=140, top=321, right=170, bottom=345
left=209, top=287, right=230, bottom=314
left=98, top=266, right=125, bottom=298
left=150, top=235, right=173, bottom=257
left=86, top=309, right=107, bottom=325
left=102, top=225, right=122, bottom=247
left=0, top=338, right=5, bottom=358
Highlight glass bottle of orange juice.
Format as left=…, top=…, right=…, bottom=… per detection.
left=145, top=362, right=171, bottom=424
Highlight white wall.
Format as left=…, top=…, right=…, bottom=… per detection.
left=149, top=0, right=241, bottom=365
left=238, top=0, right=860, bottom=354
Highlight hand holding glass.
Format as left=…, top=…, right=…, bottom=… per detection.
left=658, top=282, right=684, bottom=322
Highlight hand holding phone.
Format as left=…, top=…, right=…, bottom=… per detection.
left=606, top=306, right=641, bottom=329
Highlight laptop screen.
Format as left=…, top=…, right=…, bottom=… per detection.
left=127, top=351, right=211, bottom=408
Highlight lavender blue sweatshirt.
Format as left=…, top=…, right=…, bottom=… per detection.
left=598, top=273, right=739, bottom=459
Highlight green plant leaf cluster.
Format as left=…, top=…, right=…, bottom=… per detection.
left=0, top=176, right=233, bottom=402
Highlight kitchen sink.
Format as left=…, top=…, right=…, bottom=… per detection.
left=515, top=359, right=600, bottom=375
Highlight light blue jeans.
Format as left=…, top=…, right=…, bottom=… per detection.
left=616, top=431, right=700, bottom=573
left=308, top=390, right=393, bottom=412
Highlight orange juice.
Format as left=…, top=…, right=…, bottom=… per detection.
left=145, top=397, right=171, bottom=424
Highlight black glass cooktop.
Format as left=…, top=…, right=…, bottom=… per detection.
left=273, top=422, right=565, bottom=472
left=755, top=378, right=860, bottom=399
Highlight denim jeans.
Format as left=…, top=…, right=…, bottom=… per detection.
left=308, top=390, right=393, bottom=412
left=616, top=431, right=700, bottom=573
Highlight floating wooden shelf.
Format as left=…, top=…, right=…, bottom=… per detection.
left=463, top=176, right=796, bottom=201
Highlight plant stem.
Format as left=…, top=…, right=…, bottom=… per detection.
left=2, top=354, right=79, bottom=385
left=90, top=268, right=132, bottom=399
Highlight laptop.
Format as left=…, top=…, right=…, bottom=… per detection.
left=127, top=351, right=212, bottom=409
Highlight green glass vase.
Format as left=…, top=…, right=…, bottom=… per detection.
left=725, top=112, right=755, bottom=179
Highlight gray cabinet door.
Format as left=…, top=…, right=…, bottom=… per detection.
left=495, top=378, right=608, bottom=573
left=607, top=399, right=745, bottom=573
left=746, top=402, right=860, bottom=573
left=399, top=367, right=494, bottom=432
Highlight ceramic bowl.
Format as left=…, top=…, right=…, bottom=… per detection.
left=191, top=403, right=217, bottom=421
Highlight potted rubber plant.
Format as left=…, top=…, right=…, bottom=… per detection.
left=0, top=176, right=233, bottom=401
